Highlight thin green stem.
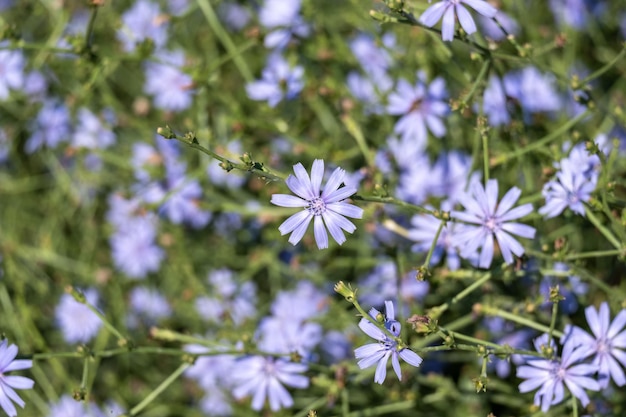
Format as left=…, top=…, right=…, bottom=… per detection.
left=572, top=394, right=579, bottom=417
left=84, top=5, right=100, bottom=51
left=482, top=129, right=490, bottom=183
left=293, top=397, right=328, bottom=417
left=352, top=195, right=440, bottom=217
left=70, top=288, right=128, bottom=344
left=129, top=362, right=190, bottom=416
left=585, top=206, right=622, bottom=250
left=460, top=59, right=491, bottom=107
left=490, top=111, right=590, bottom=166
left=547, top=297, right=560, bottom=351
left=481, top=305, right=564, bottom=338
left=430, top=272, right=492, bottom=318
left=422, top=220, right=446, bottom=270
left=80, top=357, right=90, bottom=396
left=342, top=115, right=374, bottom=168
left=331, top=400, right=414, bottom=417
left=564, top=249, right=624, bottom=260
left=580, top=45, right=626, bottom=86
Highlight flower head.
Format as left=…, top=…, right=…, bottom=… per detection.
left=566, top=302, right=626, bottom=388
left=452, top=179, right=536, bottom=268
left=419, top=0, right=498, bottom=42
left=271, top=159, right=363, bottom=249
left=354, top=301, right=423, bottom=384
left=517, top=334, right=600, bottom=412
left=246, top=54, right=304, bottom=107
left=0, top=339, right=34, bottom=417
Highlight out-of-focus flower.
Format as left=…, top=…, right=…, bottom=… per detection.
left=539, top=159, right=595, bottom=218
left=503, top=67, right=561, bottom=116
left=354, top=301, right=423, bottom=384
left=478, top=11, right=519, bottom=41
left=246, top=54, right=304, bottom=107
left=25, top=99, right=71, bottom=153
left=72, top=108, right=116, bottom=149
left=482, top=75, right=510, bottom=126
left=47, top=395, right=103, bottom=417
left=358, top=261, right=429, bottom=308
left=0, top=339, right=34, bottom=417
left=218, top=2, right=251, bottom=31
left=144, top=50, right=194, bottom=112
left=271, top=159, right=363, bottom=249
left=206, top=140, right=246, bottom=188
left=386, top=72, right=448, bottom=150
left=231, top=356, right=308, bottom=411
left=0, top=49, right=24, bottom=100
left=55, top=288, right=102, bottom=344
left=195, top=269, right=257, bottom=326
left=258, top=0, right=310, bottom=49
left=419, top=0, right=498, bottom=42
left=409, top=209, right=462, bottom=271
left=517, top=334, right=600, bottom=412
left=565, top=302, right=626, bottom=388
left=109, top=217, right=165, bottom=279
left=452, top=179, right=536, bottom=268
left=117, top=0, right=168, bottom=52
left=128, top=287, right=171, bottom=327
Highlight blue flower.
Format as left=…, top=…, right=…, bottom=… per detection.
left=503, top=67, right=561, bottom=116
left=408, top=206, right=462, bottom=271
left=539, top=159, right=596, bottom=218
left=0, top=49, right=25, bottom=100
left=0, top=339, right=34, bottom=417
left=71, top=108, right=116, bottom=149
left=117, top=0, right=168, bottom=52
left=55, top=288, right=103, bottom=344
left=258, top=0, right=310, bottom=49
left=565, top=302, right=626, bottom=388
left=452, top=179, right=536, bottom=268
left=231, top=356, right=308, bottom=411
left=482, top=75, right=510, bottom=126
left=47, top=395, right=104, bottom=417
left=144, top=50, right=194, bottom=112
left=110, top=217, right=165, bottom=279
left=386, top=72, right=448, bottom=149
left=246, top=54, right=304, bottom=107
left=354, top=301, right=423, bottom=384
left=517, top=334, right=600, bottom=412
left=25, top=99, right=71, bottom=153
left=128, top=287, right=172, bottom=327
left=271, top=159, right=363, bottom=249
left=419, top=0, right=498, bottom=42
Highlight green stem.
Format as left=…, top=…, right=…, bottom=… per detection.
left=585, top=206, right=622, bottom=250
left=572, top=394, right=579, bottom=417
left=490, top=111, right=590, bottom=166
left=84, top=4, right=99, bottom=51
left=80, top=357, right=90, bottom=397
left=129, top=363, right=190, bottom=416
left=430, top=272, right=492, bottom=318
left=564, top=249, right=624, bottom=260
left=331, top=400, right=414, bottom=417
left=352, top=195, right=440, bottom=217
left=481, top=305, right=564, bottom=338
left=482, top=129, right=490, bottom=183
left=580, top=46, right=626, bottom=86
left=422, top=220, right=446, bottom=270
left=547, top=297, right=559, bottom=351
left=196, top=0, right=253, bottom=82
left=342, top=115, right=374, bottom=168
left=461, top=59, right=491, bottom=107
left=72, top=289, right=128, bottom=344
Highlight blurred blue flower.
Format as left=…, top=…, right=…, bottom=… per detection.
left=71, top=108, right=116, bottom=149
left=409, top=209, right=462, bottom=271
left=271, top=159, right=363, bottom=249
left=386, top=72, right=448, bottom=149
left=25, top=99, right=71, bottom=153
left=419, top=0, right=498, bottom=42
left=355, top=301, right=422, bottom=384
left=117, top=0, right=168, bottom=52
left=517, top=333, right=600, bottom=412
left=144, top=50, right=194, bottom=112
left=246, top=54, right=304, bottom=107
left=478, top=11, right=519, bottom=41
left=427, top=151, right=477, bottom=202
left=48, top=395, right=103, bottom=417
left=270, top=281, right=327, bottom=323
left=55, top=288, right=102, bottom=344
left=539, top=159, right=595, bottom=218
left=0, top=0, right=14, bottom=11
left=109, top=216, right=165, bottom=279
left=256, top=316, right=323, bottom=359
left=350, top=33, right=393, bottom=80
left=218, top=2, right=251, bottom=31
left=539, top=262, right=587, bottom=314
left=195, top=269, right=257, bottom=326
left=22, top=71, right=48, bottom=102
left=346, top=71, right=391, bottom=115
left=321, top=330, right=353, bottom=364
left=483, top=318, right=532, bottom=378
left=482, top=75, right=510, bottom=126
left=565, top=302, right=626, bottom=388
left=167, top=0, right=189, bottom=16
left=258, top=0, right=310, bottom=49
left=231, top=356, right=308, bottom=411
left=359, top=261, right=429, bottom=308
left=0, top=49, right=24, bottom=100
left=206, top=140, right=246, bottom=188
left=185, top=344, right=236, bottom=416
left=128, top=287, right=171, bottom=327
left=503, top=67, right=561, bottom=117
left=549, top=0, right=598, bottom=29
left=452, top=179, right=536, bottom=268
left=0, top=339, right=34, bottom=417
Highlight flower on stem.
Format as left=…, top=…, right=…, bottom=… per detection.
left=565, top=302, right=626, bottom=388
left=246, top=54, right=304, bottom=107
left=452, top=179, right=536, bottom=268
left=0, top=339, right=34, bottom=417
left=539, top=159, right=596, bottom=218
left=354, top=301, right=422, bottom=384
left=419, top=0, right=498, bottom=42
left=517, top=334, right=600, bottom=412
left=271, top=159, right=363, bottom=249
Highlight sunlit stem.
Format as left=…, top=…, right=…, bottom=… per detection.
left=585, top=206, right=622, bottom=250
left=430, top=272, right=491, bottom=319
left=128, top=362, right=190, bottom=416
left=480, top=305, right=564, bottom=338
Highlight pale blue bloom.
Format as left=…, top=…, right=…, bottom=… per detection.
left=109, top=216, right=165, bottom=279
left=478, top=11, right=519, bottom=41
left=409, top=208, right=462, bottom=271
left=452, top=179, right=536, bottom=268
left=47, top=395, right=103, bottom=417
left=25, top=99, right=71, bottom=153
left=503, top=67, right=561, bottom=116
left=358, top=261, right=429, bottom=308
left=72, top=108, right=116, bottom=149
left=218, top=2, right=251, bottom=31
left=350, top=33, right=393, bottom=79
left=270, top=281, right=327, bottom=323
left=539, top=159, right=595, bottom=218
left=482, top=75, right=510, bottom=126
left=246, top=54, right=304, bottom=107
left=128, top=287, right=171, bottom=326
left=256, top=316, right=323, bottom=359
left=0, top=129, right=9, bottom=163
left=258, top=0, right=310, bottom=49
left=271, top=159, right=363, bottom=249
left=517, top=334, right=600, bottom=412
left=0, top=339, right=34, bottom=417
left=117, top=0, right=168, bottom=52
left=355, top=301, right=423, bottom=384
left=144, top=50, right=194, bottom=111
left=0, top=49, right=24, bottom=100
left=387, top=72, right=448, bottom=149
left=55, top=288, right=102, bottom=344
left=195, top=269, right=257, bottom=326
left=206, top=140, right=246, bottom=188
left=231, top=356, right=308, bottom=411
left=566, top=302, right=626, bottom=388
left=419, top=0, right=498, bottom=41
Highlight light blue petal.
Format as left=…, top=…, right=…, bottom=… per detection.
left=399, top=349, right=423, bottom=367
left=419, top=2, right=448, bottom=27
left=455, top=5, right=477, bottom=35
left=271, top=194, right=308, bottom=208
left=322, top=167, right=345, bottom=199
left=327, top=202, right=363, bottom=219
left=310, top=159, right=325, bottom=196
left=313, top=215, right=329, bottom=249
left=278, top=210, right=311, bottom=235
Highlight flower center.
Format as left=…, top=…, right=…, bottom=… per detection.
left=307, top=197, right=327, bottom=216
left=484, top=216, right=500, bottom=232
left=596, top=338, right=610, bottom=354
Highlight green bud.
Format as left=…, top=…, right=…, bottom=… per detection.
left=156, top=125, right=176, bottom=139
left=334, top=281, right=356, bottom=302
